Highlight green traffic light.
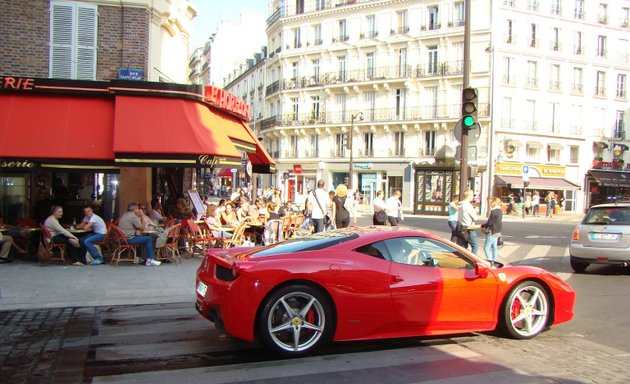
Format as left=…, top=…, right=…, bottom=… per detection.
left=463, top=115, right=475, bottom=127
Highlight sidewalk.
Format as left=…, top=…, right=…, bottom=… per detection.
left=0, top=257, right=201, bottom=311
left=0, top=209, right=582, bottom=312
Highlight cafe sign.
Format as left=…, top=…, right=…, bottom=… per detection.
left=1, top=159, right=37, bottom=169
left=0, top=76, right=35, bottom=91
left=203, top=85, right=250, bottom=120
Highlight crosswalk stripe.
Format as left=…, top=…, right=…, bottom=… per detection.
left=523, top=245, right=552, bottom=260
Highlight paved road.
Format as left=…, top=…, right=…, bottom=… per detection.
left=2, top=212, right=630, bottom=383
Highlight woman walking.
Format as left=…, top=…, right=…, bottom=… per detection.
left=481, top=197, right=503, bottom=263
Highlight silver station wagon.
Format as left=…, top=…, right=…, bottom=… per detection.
left=569, top=202, right=630, bottom=273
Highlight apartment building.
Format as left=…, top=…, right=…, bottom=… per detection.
left=491, top=0, right=630, bottom=212
left=259, top=0, right=492, bottom=209
left=221, top=0, right=630, bottom=213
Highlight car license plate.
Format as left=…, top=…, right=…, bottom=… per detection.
left=590, top=233, right=620, bottom=240
left=196, top=281, right=208, bottom=297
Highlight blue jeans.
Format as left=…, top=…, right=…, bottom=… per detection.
left=128, top=235, right=155, bottom=259
left=81, top=233, right=105, bottom=261
left=484, top=235, right=499, bottom=262
left=312, top=218, right=324, bottom=233
left=447, top=220, right=458, bottom=242
left=468, top=230, right=479, bottom=255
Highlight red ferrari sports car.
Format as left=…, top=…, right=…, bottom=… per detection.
left=195, top=226, right=575, bottom=356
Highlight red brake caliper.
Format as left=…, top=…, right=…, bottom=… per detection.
left=511, top=297, right=522, bottom=322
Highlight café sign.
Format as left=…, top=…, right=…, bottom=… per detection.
left=0, top=76, right=35, bottom=91
left=203, top=85, right=250, bottom=120
left=1, top=159, right=36, bottom=169
left=495, top=162, right=566, bottom=178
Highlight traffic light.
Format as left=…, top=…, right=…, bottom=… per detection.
left=461, top=87, right=478, bottom=130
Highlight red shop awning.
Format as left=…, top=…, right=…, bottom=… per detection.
left=113, top=95, right=243, bottom=167
left=206, top=106, right=275, bottom=173
left=0, top=93, right=117, bottom=171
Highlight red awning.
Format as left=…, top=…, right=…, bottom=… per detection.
left=113, top=96, right=243, bottom=167
left=0, top=93, right=117, bottom=170
left=207, top=106, right=275, bottom=173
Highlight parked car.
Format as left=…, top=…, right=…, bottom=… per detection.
left=196, top=227, right=575, bottom=356
left=569, top=202, right=630, bottom=272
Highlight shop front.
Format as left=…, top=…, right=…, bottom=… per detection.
left=0, top=76, right=275, bottom=225
left=493, top=162, right=580, bottom=213
left=586, top=168, right=630, bottom=207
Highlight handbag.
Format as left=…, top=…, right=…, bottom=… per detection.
left=37, top=242, right=51, bottom=264
left=374, top=210, right=387, bottom=224
left=497, top=236, right=504, bottom=246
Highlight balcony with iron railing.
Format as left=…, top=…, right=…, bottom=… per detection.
left=267, top=0, right=378, bottom=28
left=258, top=103, right=490, bottom=132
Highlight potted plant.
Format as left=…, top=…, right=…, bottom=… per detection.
left=592, top=156, right=603, bottom=169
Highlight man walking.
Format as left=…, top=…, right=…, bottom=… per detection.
left=385, top=190, right=403, bottom=226
left=305, top=180, right=329, bottom=233
left=457, top=190, right=479, bottom=255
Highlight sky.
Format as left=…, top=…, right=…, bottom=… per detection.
left=190, top=1, right=269, bottom=49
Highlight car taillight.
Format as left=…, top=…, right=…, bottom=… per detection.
left=232, top=262, right=255, bottom=279
left=572, top=229, right=580, bottom=241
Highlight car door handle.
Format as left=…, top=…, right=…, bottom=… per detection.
left=391, top=275, right=404, bottom=284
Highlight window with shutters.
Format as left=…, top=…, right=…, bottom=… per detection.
left=49, top=1, right=97, bottom=80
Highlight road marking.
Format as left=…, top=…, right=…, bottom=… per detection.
left=499, top=244, right=520, bottom=259
left=523, top=245, right=552, bottom=261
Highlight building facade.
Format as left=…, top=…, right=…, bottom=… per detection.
left=258, top=0, right=493, bottom=210
left=218, top=0, right=630, bottom=213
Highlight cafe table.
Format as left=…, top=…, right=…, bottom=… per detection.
left=1, top=225, right=42, bottom=260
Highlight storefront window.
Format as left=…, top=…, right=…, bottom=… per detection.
left=0, top=175, right=27, bottom=224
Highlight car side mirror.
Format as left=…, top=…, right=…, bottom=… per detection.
left=475, top=262, right=489, bottom=278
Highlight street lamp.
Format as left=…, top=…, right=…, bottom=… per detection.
left=348, top=111, right=363, bottom=190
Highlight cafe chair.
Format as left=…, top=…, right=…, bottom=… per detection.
left=157, top=224, right=181, bottom=264
left=280, top=215, right=293, bottom=240
left=221, top=222, right=249, bottom=249
left=184, top=219, right=215, bottom=257
left=263, top=219, right=284, bottom=245
left=92, top=221, right=114, bottom=261
left=109, top=225, right=140, bottom=267
left=39, top=224, right=67, bottom=264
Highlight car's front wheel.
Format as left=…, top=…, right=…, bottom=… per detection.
left=500, top=281, right=549, bottom=339
left=570, top=256, right=589, bottom=273
left=258, top=284, right=334, bottom=356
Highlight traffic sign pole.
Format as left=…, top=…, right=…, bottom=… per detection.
left=459, top=0, right=472, bottom=200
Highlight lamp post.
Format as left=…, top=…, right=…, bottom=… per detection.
left=348, top=112, right=363, bottom=190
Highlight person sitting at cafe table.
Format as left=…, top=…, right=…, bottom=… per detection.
left=138, top=203, right=160, bottom=231
left=44, top=205, right=85, bottom=266
left=236, top=201, right=252, bottom=222
left=204, top=204, right=232, bottom=240
left=1, top=232, right=16, bottom=261
left=169, top=198, right=193, bottom=222
left=220, top=202, right=239, bottom=227
left=118, top=202, right=161, bottom=267
left=278, top=201, right=296, bottom=217
left=148, top=197, right=165, bottom=225
left=77, top=204, right=108, bottom=266
left=267, top=202, right=279, bottom=221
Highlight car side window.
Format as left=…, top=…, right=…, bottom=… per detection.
left=385, top=237, right=474, bottom=269
left=355, top=243, right=387, bottom=260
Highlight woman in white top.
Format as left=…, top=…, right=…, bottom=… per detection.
left=44, top=205, right=84, bottom=265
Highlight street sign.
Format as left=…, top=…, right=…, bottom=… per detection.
left=522, top=165, right=529, bottom=182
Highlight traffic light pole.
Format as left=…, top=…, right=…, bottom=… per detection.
left=459, top=0, right=472, bottom=200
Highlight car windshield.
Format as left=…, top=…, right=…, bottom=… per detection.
left=582, top=207, right=630, bottom=225
left=250, top=230, right=359, bottom=258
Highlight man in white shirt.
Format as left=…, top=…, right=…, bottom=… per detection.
left=305, top=179, right=329, bottom=233
left=78, top=204, right=108, bottom=265
left=385, top=190, right=403, bottom=226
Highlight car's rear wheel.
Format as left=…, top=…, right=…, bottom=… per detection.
left=500, top=281, right=549, bottom=339
left=258, top=284, right=334, bottom=356
left=570, top=256, right=589, bottom=273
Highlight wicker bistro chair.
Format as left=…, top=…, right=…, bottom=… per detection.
left=92, top=221, right=114, bottom=262
left=38, top=224, right=67, bottom=264
left=221, top=222, right=249, bottom=248
left=280, top=215, right=293, bottom=240
left=156, top=224, right=181, bottom=264
left=185, top=219, right=216, bottom=256
left=109, top=225, right=141, bottom=266
left=263, top=219, right=284, bottom=245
